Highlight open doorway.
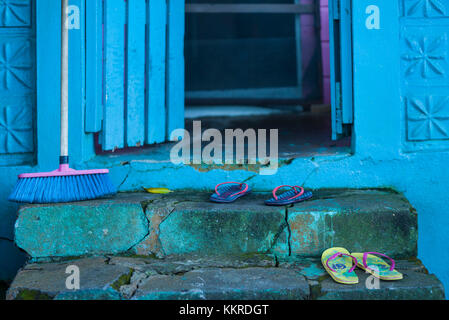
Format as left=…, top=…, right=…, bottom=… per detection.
left=184, top=0, right=353, bottom=159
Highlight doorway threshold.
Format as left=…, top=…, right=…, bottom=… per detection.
left=90, top=105, right=351, bottom=168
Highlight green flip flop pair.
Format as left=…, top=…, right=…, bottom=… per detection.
left=322, top=247, right=403, bottom=285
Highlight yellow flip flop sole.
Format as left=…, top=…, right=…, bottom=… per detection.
left=321, top=247, right=359, bottom=285
left=352, top=252, right=403, bottom=281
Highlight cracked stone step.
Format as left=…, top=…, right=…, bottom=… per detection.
left=14, top=190, right=417, bottom=259
left=134, top=268, right=309, bottom=300
left=6, top=256, right=444, bottom=300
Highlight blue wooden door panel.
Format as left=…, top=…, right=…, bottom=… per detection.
left=329, top=0, right=354, bottom=140
left=329, top=0, right=341, bottom=139
left=85, top=0, right=103, bottom=133
left=166, top=0, right=185, bottom=139
left=103, top=0, right=126, bottom=151
left=69, top=0, right=89, bottom=163
left=126, top=0, right=146, bottom=147
left=340, top=0, right=353, bottom=125
left=147, top=0, right=167, bottom=144
left=36, top=0, right=62, bottom=170
left=0, top=0, right=35, bottom=165
left=294, top=0, right=303, bottom=101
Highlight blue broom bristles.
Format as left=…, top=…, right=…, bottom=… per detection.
left=8, top=173, right=116, bottom=204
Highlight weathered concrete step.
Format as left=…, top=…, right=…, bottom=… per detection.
left=15, top=189, right=417, bottom=259
left=6, top=255, right=445, bottom=300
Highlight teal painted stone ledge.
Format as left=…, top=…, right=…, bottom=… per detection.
left=14, top=194, right=156, bottom=259
left=134, top=192, right=286, bottom=257
left=136, top=190, right=417, bottom=258
left=13, top=190, right=417, bottom=260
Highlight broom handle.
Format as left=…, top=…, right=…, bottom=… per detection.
left=60, top=0, right=69, bottom=164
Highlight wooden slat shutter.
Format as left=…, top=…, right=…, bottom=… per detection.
left=85, top=0, right=185, bottom=151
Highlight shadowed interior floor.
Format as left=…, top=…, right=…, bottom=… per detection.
left=185, top=104, right=351, bottom=159
left=96, top=105, right=351, bottom=162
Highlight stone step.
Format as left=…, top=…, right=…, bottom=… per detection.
left=15, top=189, right=417, bottom=260
left=6, top=255, right=445, bottom=300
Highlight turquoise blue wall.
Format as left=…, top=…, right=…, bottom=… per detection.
left=0, top=1, right=448, bottom=303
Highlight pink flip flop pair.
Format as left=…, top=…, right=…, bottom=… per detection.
left=210, top=182, right=313, bottom=206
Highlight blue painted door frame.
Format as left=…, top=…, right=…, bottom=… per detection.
left=35, top=0, right=351, bottom=159
left=27, top=0, right=359, bottom=169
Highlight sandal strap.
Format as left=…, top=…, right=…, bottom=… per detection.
left=326, top=252, right=358, bottom=273
left=215, top=182, right=249, bottom=198
left=363, top=252, right=395, bottom=271
left=272, top=185, right=304, bottom=200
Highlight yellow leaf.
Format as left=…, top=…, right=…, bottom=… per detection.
left=143, top=187, right=173, bottom=194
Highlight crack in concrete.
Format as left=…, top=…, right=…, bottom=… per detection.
left=129, top=197, right=198, bottom=257
left=274, top=255, right=279, bottom=267
left=104, top=256, right=112, bottom=265
left=307, top=279, right=323, bottom=300
left=267, top=206, right=293, bottom=257
left=117, top=163, right=133, bottom=190
left=125, top=271, right=151, bottom=299
left=242, top=174, right=258, bottom=183
left=131, top=200, right=180, bottom=257
left=285, top=207, right=292, bottom=256
left=301, top=161, right=320, bottom=186
left=0, top=237, right=14, bottom=243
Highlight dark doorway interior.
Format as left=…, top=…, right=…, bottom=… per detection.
left=184, top=0, right=351, bottom=159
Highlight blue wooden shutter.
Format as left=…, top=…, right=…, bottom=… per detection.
left=85, top=0, right=185, bottom=151
left=329, top=0, right=353, bottom=140
left=85, top=0, right=103, bottom=134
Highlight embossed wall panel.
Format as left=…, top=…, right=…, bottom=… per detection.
left=0, top=35, right=35, bottom=93
left=0, top=0, right=34, bottom=163
left=0, top=0, right=32, bottom=27
left=400, top=0, right=449, bottom=150
left=406, top=95, right=449, bottom=141
left=401, top=30, right=448, bottom=84
left=402, top=0, right=449, bottom=18
left=0, top=95, right=33, bottom=153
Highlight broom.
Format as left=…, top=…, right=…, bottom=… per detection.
left=8, top=0, right=116, bottom=204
